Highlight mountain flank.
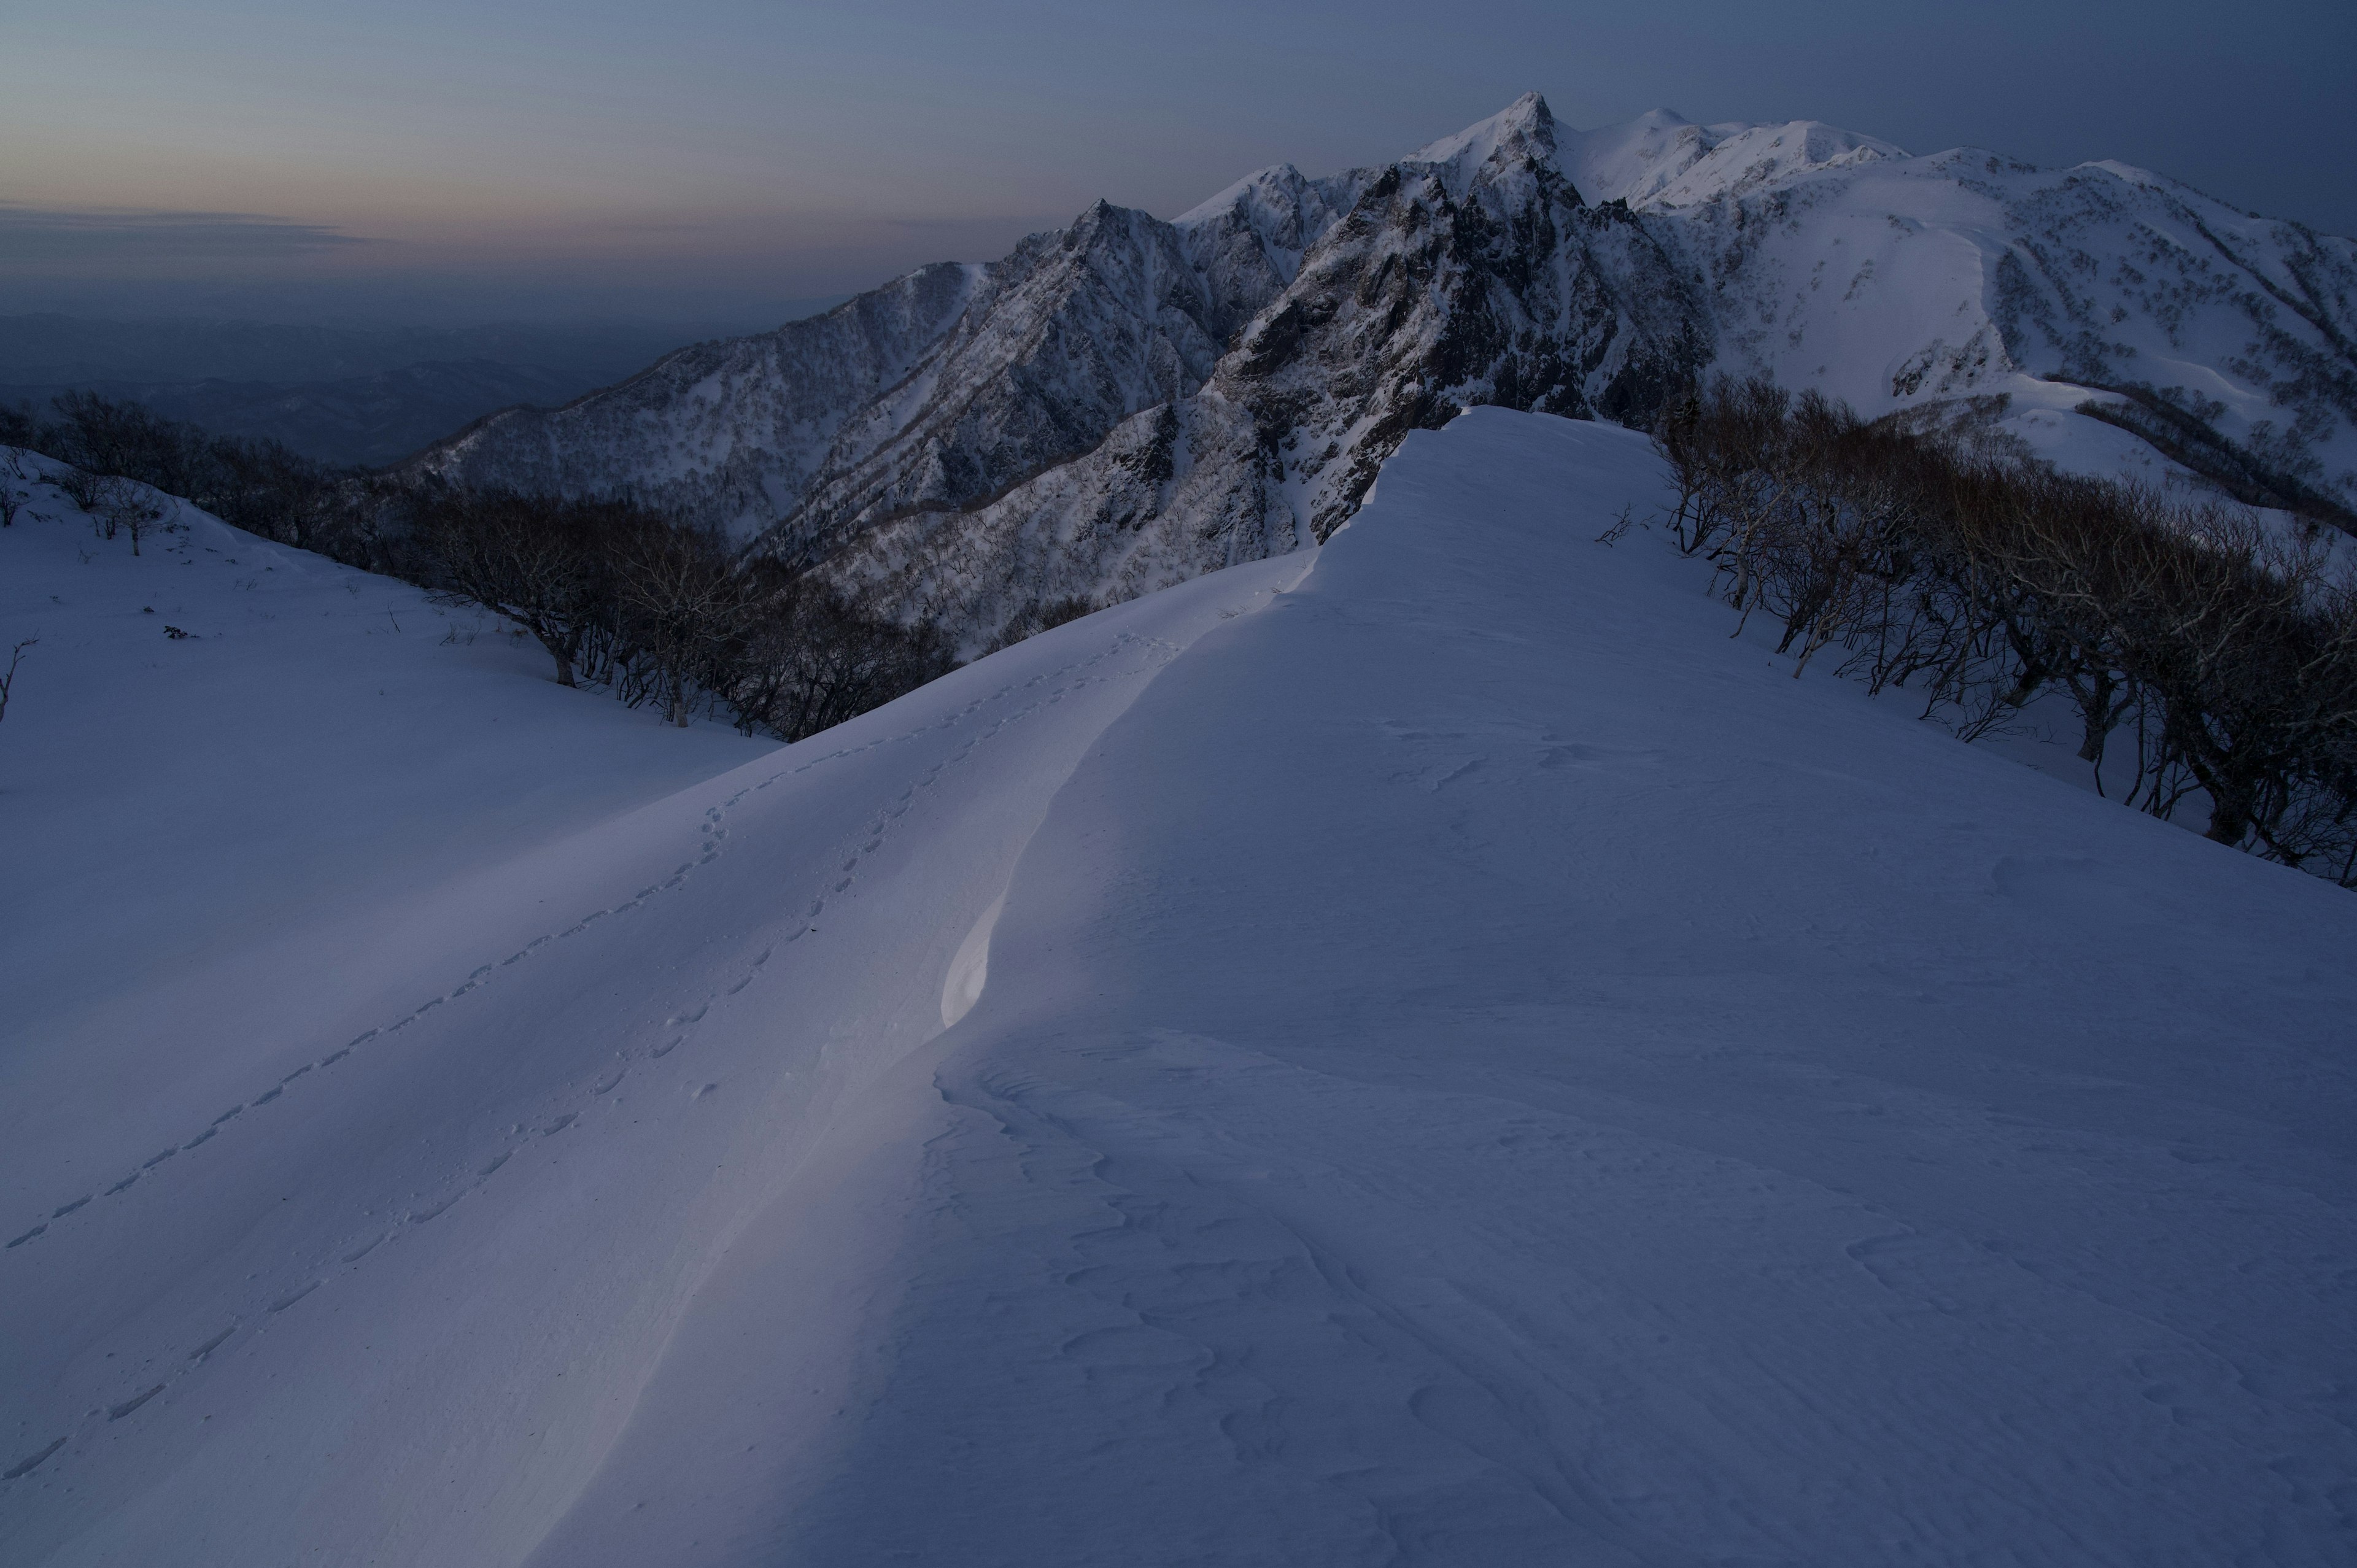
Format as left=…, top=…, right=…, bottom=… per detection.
left=414, top=95, right=2357, bottom=652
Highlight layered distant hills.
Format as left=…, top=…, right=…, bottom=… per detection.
left=0, top=317, right=816, bottom=467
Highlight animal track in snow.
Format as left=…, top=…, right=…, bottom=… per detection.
left=1, top=625, right=1203, bottom=1486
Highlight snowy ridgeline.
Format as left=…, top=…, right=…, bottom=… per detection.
left=413, top=95, right=2357, bottom=654
left=2, top=415, right=2354, bottom=1566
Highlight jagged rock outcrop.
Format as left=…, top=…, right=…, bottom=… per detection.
left=810, top=96, right=1716, bottom=641
left=414, top=93, right=2357, bottom=650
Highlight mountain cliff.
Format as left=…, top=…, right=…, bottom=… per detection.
left=414, top=95, right=2357, bottom=649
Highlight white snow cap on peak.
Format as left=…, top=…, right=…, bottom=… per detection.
left=1405, top=91, right=1559, bottom=196
left=2074, top=157, right=2193, bottom=199
left=1175, top=161, right=1312, bottom=229
left=1408, top=91, right=1555, bottom=166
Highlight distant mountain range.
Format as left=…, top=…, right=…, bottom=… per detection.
left=409, top=97, right=2350, bottom=646
left=0, top=315, right=834, bottom=466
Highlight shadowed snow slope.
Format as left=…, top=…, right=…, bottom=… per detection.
left=6, top=413, right=2356, bottom=1565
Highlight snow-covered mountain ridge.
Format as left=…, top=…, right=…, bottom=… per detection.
left=9, top=412, right=2352, bottom=1564
left=415, top=95, right=2357, bottom=649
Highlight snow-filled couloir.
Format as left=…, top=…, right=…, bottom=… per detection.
left=5, top=411, right=2354, bottom=1564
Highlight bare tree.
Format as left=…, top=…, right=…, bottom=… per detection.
left=46, top=392, right=205, bottom=500
left=416, top=490, right=614, bottom=687
left=96, top=477, right=168, bottom=556
left=0, top=639, right=33, bottom=731
left=612, top=519, right=747, bottom=727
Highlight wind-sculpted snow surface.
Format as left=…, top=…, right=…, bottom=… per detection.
left=6, top=413, right=2353, bottom=1565
left=0, top=459, right=1314, bottom=1565
left=414, top=95, right=2357, bottom=651
left=567, top=414, right=2357, bottom=1567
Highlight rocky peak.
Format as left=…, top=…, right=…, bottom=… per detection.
left=1401, top=91, right=1562, bottom=203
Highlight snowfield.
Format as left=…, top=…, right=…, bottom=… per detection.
left=3, top=413, right=2354, bottom=1565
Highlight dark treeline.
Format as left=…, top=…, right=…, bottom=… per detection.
left=1655, top=380, right=2357, bottom=885
left=1, top=393, right=951, bottom=741
left=4, top=390, right=351, bottom=557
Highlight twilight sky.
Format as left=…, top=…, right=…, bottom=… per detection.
left=6, top=0, right=2351, bottom=327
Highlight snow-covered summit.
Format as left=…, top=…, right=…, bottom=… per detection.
left=1402, top=88, right=1560, bottom=199
left=1560, top=107, right=1905, bottom=207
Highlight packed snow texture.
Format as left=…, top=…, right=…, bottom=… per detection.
left=413, top=95, right=2357, bottom=652
left=5, top=412, right=2353, bottom=1564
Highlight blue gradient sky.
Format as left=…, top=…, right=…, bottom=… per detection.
left=6, top=0, right=2350, bottom=326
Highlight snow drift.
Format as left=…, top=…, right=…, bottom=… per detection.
left=4, top=412, right=2355, bottom=1564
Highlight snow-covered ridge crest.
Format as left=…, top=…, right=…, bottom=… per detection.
left=12, top=413, right=2354, bottom=1563
left=1562, top=109, right=1905, bottom=209
left=409, top=93, right=2357, bottom=651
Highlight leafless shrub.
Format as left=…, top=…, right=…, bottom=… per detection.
left=0, top=401, right=37, bottom=450
left=56, top=466, right=108, bottom=515
left=95, top=477, right=169, bottom=556
left=983, top=593, right=1098, bottom=655
left=45, top=392, right=208, bottom=500
left=717, top=577, right=953, bottom=742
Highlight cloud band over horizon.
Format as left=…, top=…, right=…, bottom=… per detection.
left=5, top=0, right=2349, bottom=326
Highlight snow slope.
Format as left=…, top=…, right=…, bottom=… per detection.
left=6, top=414, right=2355, bottom=1564
left=0, top=455, right=1314, bottom=1564
left=0, top=454, right=772, bottom=1062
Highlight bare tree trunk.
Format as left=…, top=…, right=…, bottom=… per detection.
left=0, top=639, right=33, bottom=728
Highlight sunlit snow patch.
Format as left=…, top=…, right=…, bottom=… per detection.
left=940, top=894, right=1005, bottom=1029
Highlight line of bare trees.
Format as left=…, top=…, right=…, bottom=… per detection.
left=1655, top=379, right=2357, bottom=884
left=5, top=392, right=360, bottom=560
left=409, top=489, right=950, bottom=738
left=3, top=393, right=954, bottom=743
